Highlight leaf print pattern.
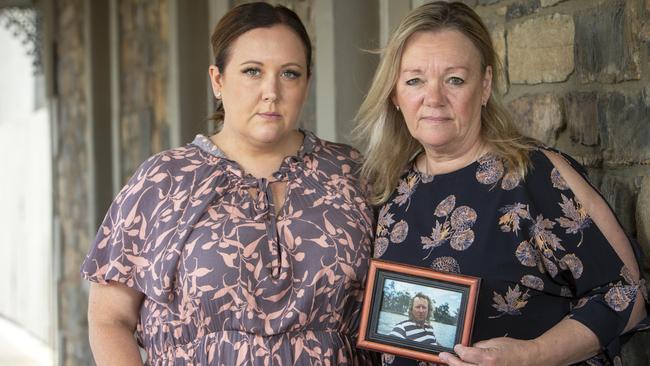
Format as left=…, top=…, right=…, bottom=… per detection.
left=450, top=206, right=477, bottom=231
left=421, top=195, right=477, bottom=257
left=81, top=132, right=375, bottom=365
left=501, top=170, right=522, bottom=190
left=376, top=203, right=395, bottom=238
left=375, top=237, right=389, bottom=258
left=430, top=257, right=460, bottom=273
left=490, top=285, right=530, bottom=318
left=390, top=220, right=409, bottom=244
left=551, top=168, right=569, bottom=190
left=421, top=221, right=448, bottom=250
left=515, top=240, right=538, bottom=267
left=541, top=255, right=559, bottom=277
left=605, top=283, right=637, bottom=312
left=621, top=266, right=648, bottom=302
left=498, top=203, right=530, bottom=235
left=450, top=229, right=474, bottom=251
left=555, top=194, right=591, bottom=246
left=559, top=253, right=583, bottom=279
left=435, top=195, right=455, bottom=217
left=530, top=214, right=565, bottom=255
left=394, top=172, right=419, bottom=209
left=475, top=153, right=523, bottom=190
left=520, top=275, right=544, bottom=291
left=476, top=153, right=504, bottom=185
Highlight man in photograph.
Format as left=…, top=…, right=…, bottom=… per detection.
left=390, top=293, right=438, bottom=346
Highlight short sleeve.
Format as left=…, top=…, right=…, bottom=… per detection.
left=80, top=152, right=180, bottom=303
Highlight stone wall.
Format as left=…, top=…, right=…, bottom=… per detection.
left=52, top=0, right=93, bottom=364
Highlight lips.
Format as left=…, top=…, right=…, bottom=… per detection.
left=420, top=116, right=451, bottom=123
left=258, top=112, right=282, bottom=120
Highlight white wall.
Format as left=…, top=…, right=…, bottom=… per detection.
left=0, top=22, right=52, bottom=347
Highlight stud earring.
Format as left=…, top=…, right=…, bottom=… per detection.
left=216, top=91, right=222, bottom=99
left=395, top=105, right=400, bottom=111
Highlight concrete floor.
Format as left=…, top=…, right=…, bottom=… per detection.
left=0, top=317, right=52, bottom=366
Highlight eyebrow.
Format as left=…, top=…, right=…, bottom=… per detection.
left=240, top=61, right=304, bottom=69
left=401, top=66, right=469, bottom=74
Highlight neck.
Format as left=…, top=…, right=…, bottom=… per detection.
left=211, top=128, right=303, bottom=179
left=420, top=138, right=488, bottom=176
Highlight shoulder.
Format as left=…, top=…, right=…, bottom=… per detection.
left=308, top=134, right=364, bottom=178
left=142, top=144, right=218, bottom=173
left=116, top=143, right=223, bottom=202
left=311, top=135, right=363, bottom=165
left=129, top=143, right=222, bottom=182
left=394, top=320, right=413, bottom=327
left=526, top=148, right=592, bottom=196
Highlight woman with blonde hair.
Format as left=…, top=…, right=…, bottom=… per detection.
left=356, top=1, right=647, bottom=365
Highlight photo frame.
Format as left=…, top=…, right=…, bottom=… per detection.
left=357, top=259, right=480, bottom=363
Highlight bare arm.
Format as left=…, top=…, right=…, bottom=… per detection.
left=88, top=281, right=145, bottom=366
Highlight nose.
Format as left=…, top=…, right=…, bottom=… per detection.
left=424, top=81, right=444, bottom=107
left=262, top=75, right=279, bottom=103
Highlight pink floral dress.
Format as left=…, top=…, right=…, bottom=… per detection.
left=81, top=131, right=376, bottom=365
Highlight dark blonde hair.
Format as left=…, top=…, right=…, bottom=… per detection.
left=354, top=1, right=537, bottom=204
left=209, top=2, right=312, bottom=126
left=408, top=292, right=433, bottom=324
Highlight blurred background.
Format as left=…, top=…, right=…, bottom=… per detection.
left=0, top=0, right=649, bottom=365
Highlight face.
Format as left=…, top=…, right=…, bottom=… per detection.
left=209, top=25, right=309, bottom=146
left=412, top=297, right=429, bottom=323
left=392, top=29, right=492, bottom=155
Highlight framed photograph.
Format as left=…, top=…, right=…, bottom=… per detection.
left=357, top=259, right=480, bottom=363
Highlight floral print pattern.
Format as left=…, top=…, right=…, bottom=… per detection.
left=81, top=131, right=375, bottom=365
left=420, top=195, right=477, bottom=255
left=376, top=149, right=648, bottom=366
left=490, top=284, right=530, bottom=318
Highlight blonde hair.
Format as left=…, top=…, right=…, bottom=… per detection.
left=354, top=1, right=537, bottom=205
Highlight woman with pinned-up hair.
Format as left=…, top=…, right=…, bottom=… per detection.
left=82, top=3, right=376, bottom=365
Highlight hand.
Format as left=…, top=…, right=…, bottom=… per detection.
left=438, top=337, right=541, bottom=366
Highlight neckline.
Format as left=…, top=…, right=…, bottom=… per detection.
left=411, top=151, right=495, bottom=181
left=191, top=128, right=317, bottom=161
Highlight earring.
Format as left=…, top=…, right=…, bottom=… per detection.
left=216, top=91, right=222, bottom=99
left=395, top=105, right=400, bottom=111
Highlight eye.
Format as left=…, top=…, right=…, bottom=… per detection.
left=405, top=77, right=423, bottom=86
left=448, top=76, right=464, bottom=85
left=242, top=67, right=261, bottom=77
left=281, top=69, right=301, bottom=80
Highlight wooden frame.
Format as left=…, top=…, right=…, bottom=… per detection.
left=358, top=259, right=480, bottom=363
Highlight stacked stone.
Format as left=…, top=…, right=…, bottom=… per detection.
left=475, top=1, right=650, bottom=362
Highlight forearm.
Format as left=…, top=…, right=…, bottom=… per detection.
left=531, top=318, right=600, bottom=366
left=89, top=322, right=144, bottom=366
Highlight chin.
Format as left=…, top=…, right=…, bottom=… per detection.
left=251, top=128, right=290, bottom=145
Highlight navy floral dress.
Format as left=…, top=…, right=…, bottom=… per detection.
left=375, top=149, right=648, bottom=366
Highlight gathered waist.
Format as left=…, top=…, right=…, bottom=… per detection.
left=148, top=329, right=371, bottom=366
